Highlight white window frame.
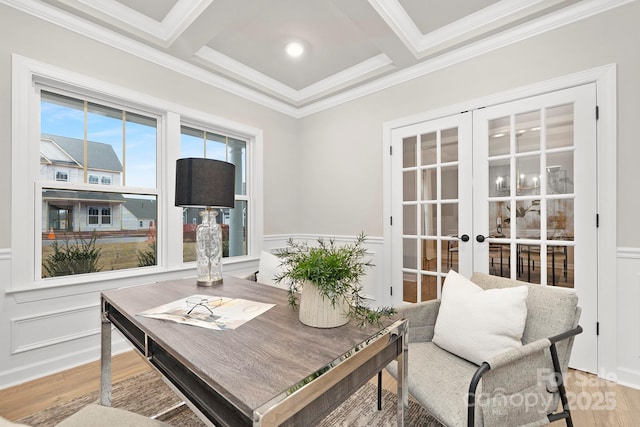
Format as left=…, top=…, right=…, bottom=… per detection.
left=179, top=120, right=251, bottom=259
left=88, top=175, right=99, bottom=184
left=11, top=54, right=264, bottom=292
left=101, top=176, right=111, bottom=185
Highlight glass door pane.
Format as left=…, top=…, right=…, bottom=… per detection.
left=481, top=103, right=577, bottom=285
left=392, top=113, right=472, bottom=304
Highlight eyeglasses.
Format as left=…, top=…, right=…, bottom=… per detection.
left=185, top=297, right=228, bottom=316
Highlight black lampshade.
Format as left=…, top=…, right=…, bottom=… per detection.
left=175, top=158, right=236, bottom=208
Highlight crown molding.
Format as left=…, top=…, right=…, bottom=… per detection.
left=55, top=0, right=212, bottom=47
left=195, top=46, right=393, bottom=105
left=297, top=0, right=634, bottom=117
left=2, top=0, right=299, bottom=117
left=1, top=0, right=634, bottom=119
left=194, top=46, right=300, bottom=101
left=369, top=0, right=559, bottom=58
left=297, top=54, right=393, bottom=102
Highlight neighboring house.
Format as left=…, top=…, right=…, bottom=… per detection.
left=40, top=133, right=126, bottom=233
left=122, top=197, right=157, bottom=230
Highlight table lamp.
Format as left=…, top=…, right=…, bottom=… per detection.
left=175, top=158, right=236, bottom=286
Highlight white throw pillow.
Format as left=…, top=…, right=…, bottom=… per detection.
left=432, top=270, right=528, bottom=365
left=256, top=250, right=289, bottom=290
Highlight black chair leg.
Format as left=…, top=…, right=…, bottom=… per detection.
left=548, top=343, right=574, bottom=427
left=377, top=371, right=382, bottom=410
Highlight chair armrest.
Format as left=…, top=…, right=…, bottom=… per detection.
left=396, top=299, right=441, bottom=343
left=485, top=325, right=582, bottom=370
left=471, top=328, right=582, bottom=397
left=486, top=338, right=551, bottom=370
left=549, top=325, right=583, bottom=344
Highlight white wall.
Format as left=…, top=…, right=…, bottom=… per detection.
left=0, top=4, right=299, bottom=388
left=296, top=2, right=640, bottom=388
left=297, top=2, right=640, bottom=241
left=0, top=5, right=300, bottom=244
left=2, top=1, right=640, bottom=391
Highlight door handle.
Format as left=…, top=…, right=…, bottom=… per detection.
left=459, top=234, right=470, bottom=242
left=476, top=235, right=487, bottom=243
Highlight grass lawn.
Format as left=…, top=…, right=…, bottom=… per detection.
left=41, top=240, right=231, bottom=277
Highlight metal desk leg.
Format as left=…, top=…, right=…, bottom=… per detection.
left=100, top=310, right=112, bottom=406
left=397, top=329, right=409, bottom=427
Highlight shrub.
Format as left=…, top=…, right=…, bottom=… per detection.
left=43, top=234, right=102, bottom=277
left=137, top=241, right=157, bottom=267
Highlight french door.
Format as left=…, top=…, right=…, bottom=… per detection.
left=391, top=84, right=598, bottom=373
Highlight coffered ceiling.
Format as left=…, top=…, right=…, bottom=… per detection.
left=3, top=0, right=631, bottom=116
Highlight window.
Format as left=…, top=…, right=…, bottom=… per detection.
left=101, top=207, right=112, bottom=225
left=88, top=207, right=99, bottom=225
left=12, top=56, right=263, bottom=290
left=87, top=206, right=112, bottom=225
left=39, top=90, right=158, bottom=278
left=180, top=125, right=248, bottom=262
left=55, top=171, right=68, bottom=181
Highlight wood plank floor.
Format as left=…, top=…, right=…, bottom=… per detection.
left=0, top=351, right=150, bottom=421
left=1, top=350, right=639, bottom=426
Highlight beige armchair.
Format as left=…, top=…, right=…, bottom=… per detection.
left=384, top=272, right=582, bottom=427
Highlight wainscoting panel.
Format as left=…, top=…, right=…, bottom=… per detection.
left=10, top=304, right=100, bottom=354
left=615, top=248, right=640, bottom=389
left=3, top=243, right=640, bottom=391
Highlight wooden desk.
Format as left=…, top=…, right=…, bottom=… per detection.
left=100, top=276, right=408, bottom=426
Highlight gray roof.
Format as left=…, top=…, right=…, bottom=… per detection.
left=123, top=198, right=157, bottom=220
left=42, top=133, right=123, bottom=172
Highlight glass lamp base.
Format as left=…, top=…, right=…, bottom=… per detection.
left=197, top=278, right=223, bottom=287
left=195, top=209, right=224, bottom=287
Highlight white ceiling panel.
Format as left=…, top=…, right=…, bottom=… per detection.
left=117, top=0, right=177, bottom=22
left=6, top=0, right=632, bottom=115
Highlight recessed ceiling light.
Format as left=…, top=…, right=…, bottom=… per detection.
left=285, top=41, right=305, bottom=58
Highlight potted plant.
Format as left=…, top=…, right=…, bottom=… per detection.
left=274, top=233, right=395, bottom=328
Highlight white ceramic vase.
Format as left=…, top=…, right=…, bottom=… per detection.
left=298, top=281, right=350, bottom=328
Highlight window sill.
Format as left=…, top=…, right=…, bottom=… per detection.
left=7, top=256, right=259, bottom=303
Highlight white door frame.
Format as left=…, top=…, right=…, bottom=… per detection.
left=382, top=64, right=617, bottom=378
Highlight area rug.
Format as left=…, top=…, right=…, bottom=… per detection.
left=17, top=370, right=442, bottom=426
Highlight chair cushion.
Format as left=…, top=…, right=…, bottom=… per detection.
left=386, top=342, right=482, bottom=426
left=0, top=417, right=30, bottom=427
left=256, top=250, right=289, bottom=289
left=55, top=405, right=171, bottom=427
left=433, top=270, right=528, bottom=365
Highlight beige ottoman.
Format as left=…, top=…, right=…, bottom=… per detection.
left=1, top=405, right=171, bottom=427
